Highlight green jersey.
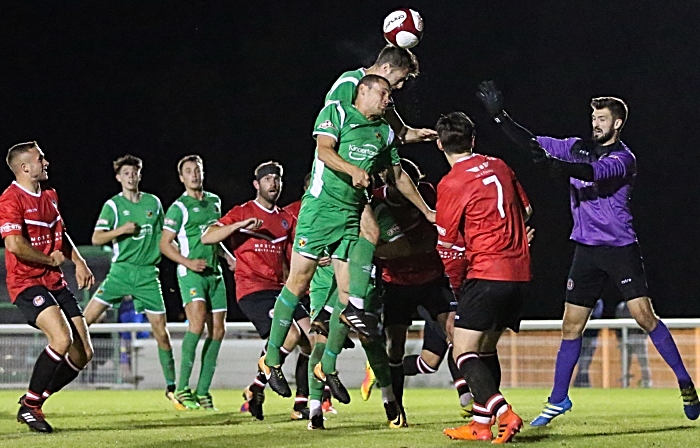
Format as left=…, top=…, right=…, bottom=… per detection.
left=308, top=101, right=400, bottom=211
left=94, top=192, right=164, bottom=266
left=163, top=192, right=222, bottom=277
left=324, top=68, right=365, bottom=105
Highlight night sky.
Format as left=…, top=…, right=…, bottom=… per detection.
left=2, top=1, right=699, bottom=318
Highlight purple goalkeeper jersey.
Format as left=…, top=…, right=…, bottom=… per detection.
left=536, top=136, right=637, bottom=246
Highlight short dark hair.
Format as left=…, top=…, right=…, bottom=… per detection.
left=436, top=112, right=476, bottom=155
left=356, top=74, right=391, bottom=96
left=591, top=96, right=628, bottom=129
left=113, top=154, right=143, bottom=174
left=254, top=161, right=284, bottom=180
left=177, top=154, right=203, bottom=174
left=6, top=141, right=38, bottom=169
left=399, top=158, right=424, bottom=185
left=375, top=45, right=419, bottom=78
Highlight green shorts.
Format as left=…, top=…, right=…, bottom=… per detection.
left=92, top=262, right=165, bottom=314
left=293, top=197, right=360, bottom=261
left=309, top=263, right=381, bottom=321
left=177, top=271, right=227, bottom=313
left=309, top=265, right=338, bottom=321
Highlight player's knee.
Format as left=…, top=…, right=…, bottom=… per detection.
left=212, top=326, right=226, bottom=341
left=561, top=319, right=586, bottom=339
left=51, top=335, right=72, bottom=355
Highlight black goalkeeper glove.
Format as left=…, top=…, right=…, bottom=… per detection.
left=476, top=80, right=505, bottom=118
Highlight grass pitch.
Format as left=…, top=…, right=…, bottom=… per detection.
left=0, top=388, right=698, bottom=447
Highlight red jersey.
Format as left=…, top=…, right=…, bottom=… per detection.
left=283, top=200, right=302, bottom=220
left=438, top=235, right=467, bottom=291
left=436, top=154, right=531, bottom=282
left=0, top=182, right=67, bottom=301
left=374, top=183, right=445, bottom=286
left=217, top=200, right=295, bottom=299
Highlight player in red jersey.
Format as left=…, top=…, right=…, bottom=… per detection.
left=201, top=161, right=312, bottom=421
left=435, top=113, right=531, bottom=444
left=0, top=142, right=95, bottom=433
left=282, top=173, right=310, bottom=220
left=372, top=159, right=457, bottom=426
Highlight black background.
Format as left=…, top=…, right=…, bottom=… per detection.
left=2, top=1, right=699, bottom=319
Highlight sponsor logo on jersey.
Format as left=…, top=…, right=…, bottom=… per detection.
left=297, top=236, right=308, bottom=248
left=189, top=287, right=197, bottom=297
left=33, top=295, right=45, bottom=307
left=567, top=279, right=574, bottom=291
left=96, top=219, right=109, bottom=226
left=436, top=225, right=446, bottom=236
left=26, top=208, right=38, bottom=213
left=387, top=225, right=401, bottom=236
left=132, top=224, right=153, bottom=240
left=281, top=219, right=289, bottom=229
left=0, top=223, right=22, bottom=233
left=348, top=143, right=379, bottom=161
left=164, top=218, right=178, bottom=227
left=318, top=120, right=337, bottom=130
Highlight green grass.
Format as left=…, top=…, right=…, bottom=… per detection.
left=0, top=388, right=698, bottom=447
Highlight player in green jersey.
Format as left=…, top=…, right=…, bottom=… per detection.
left=159, top=155, right=236, bottom=411
left=82, top=155, right=181, bottom=409
left=306, top=197, right=410, bottom=429
left=323, top=45, right=436, bottom=337
left=261, top=75, right=433, bottom=397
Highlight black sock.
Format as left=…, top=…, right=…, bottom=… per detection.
left=448, top=346, right=470, bottom=397
left=403, top=355, right=420, bottom=376
left=295, top=352, right=309, bottom=399
left=255, top=349, right=268, bottom=386
left=322, top=386, right=331, bottom=402
left=26, top=346, right=63, bottom=407
left=390, top=363, right=405, bottom=406
left=46, top=356, right=82, bottom=396
left=480, top=351, right=501, bottom=390
left=455, top=351, right=499, bottom=406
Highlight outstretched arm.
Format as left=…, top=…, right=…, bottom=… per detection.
left=390, top=164, right=435, bottom=223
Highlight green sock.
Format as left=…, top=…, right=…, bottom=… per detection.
left=265, top=286, right=301, bottom=366
left=196, top=338, right=222, bottom=396
left=309, top=341, right=326, bottom=401
left=361, top=338, right=392, bottom=388
left=321, top=303, right=349, bottom=375
left=177, top=331, right=201, bottom=391
left=157, top=346, right=176, bottom=387
left=348, top=237, right=376, bottom=308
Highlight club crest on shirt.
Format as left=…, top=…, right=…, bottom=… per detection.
left=281, top=219, right=289, bottom=229
left=189, top=288, right=197, bottom=297
left=375, top=132, right=382, bottom=141
left=146, top=210, right=153, bottom=218
left=33, top=295, right=45, bottom=307
left=567, top=279, right=575, bottom=291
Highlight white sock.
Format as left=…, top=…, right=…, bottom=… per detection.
left=310, top=399, right=322, bottom=417
left=381, top=386, right=396, bottom=404
left=473, top=415, right=492, bottom=424
left=460, top=392, right=473, bottom=408
left=349, top=296, right=365, bottom=310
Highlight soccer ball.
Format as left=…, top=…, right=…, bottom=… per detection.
left=383, top=8, right=424, bottom=49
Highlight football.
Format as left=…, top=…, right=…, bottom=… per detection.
left=383, top=8, right=424, bottom=49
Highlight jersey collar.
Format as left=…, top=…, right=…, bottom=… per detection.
left=253, top=199, right=278, bottom=214
left=12, top=181, right=41, bottom=197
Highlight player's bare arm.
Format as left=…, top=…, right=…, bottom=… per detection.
left=316, top=135, right=370, bottom=188
left=391, top=164, right=435, bottom=222
left=64, top=232, right=95, bottom=289
left=373, top=234, right=411, bottom=259
left=404, top=127, right=438, bottom=143
left=159, top=229, right=207, bottom=272
left=217, top=243, right=236, bottom=272
left=3, top=234, right=64, bottom=267
left=200, top=218, right=262, bottom=245
left=91, top=221, right=139, bottom=246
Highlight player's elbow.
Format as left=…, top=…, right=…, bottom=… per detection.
left=200, top=228, right=217, bottom=245
left=3, top=236, right=21, bottom=254
left=91, top=231, right=106, bottom=246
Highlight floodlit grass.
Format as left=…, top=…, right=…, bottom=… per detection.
left=0, top=388, right=698, bottom=447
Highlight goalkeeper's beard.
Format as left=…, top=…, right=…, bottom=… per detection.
left=592, top=127, right=615, bottom=144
